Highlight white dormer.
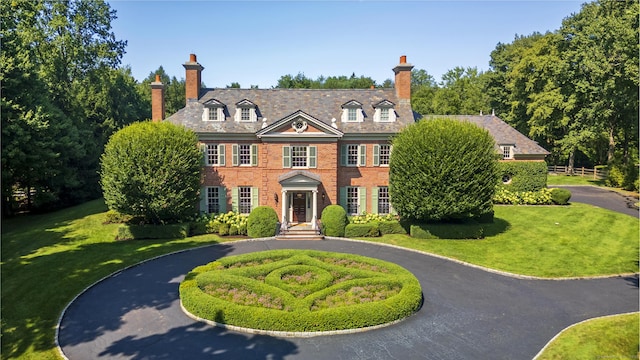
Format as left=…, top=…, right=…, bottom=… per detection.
left=234, top=99, right=258, bottom=122
left=340, top=100, right=364, bottom=123
left=202, top=99, right=225, bottom=121
left=499, top=144, right=515, bottom=160
left=373, top=100, right=396, bottom=122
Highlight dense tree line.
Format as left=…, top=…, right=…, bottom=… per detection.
left=276, top=72, right=392, bottom=89
left=1, top=0, right=149, bottom=214
left=411, top=0, right=638, bottom=172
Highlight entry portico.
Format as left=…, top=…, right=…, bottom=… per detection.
left=278, top=170, right=322, bottom=230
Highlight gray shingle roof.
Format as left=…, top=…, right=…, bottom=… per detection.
left=422, top=115, right=550, bottom=156
left=165, top=88, right=415, bottom=135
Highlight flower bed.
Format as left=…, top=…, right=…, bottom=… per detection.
left=180, top=249, right=423, bottom=334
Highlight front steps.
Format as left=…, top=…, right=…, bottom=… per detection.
left=275, top=223, right=324, bottom=240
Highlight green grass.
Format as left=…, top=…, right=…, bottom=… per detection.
left=535, top=313, right=639, bottom=360
left=363, top=204, right=638, bottom=278
left=546, top=173, right=606, bottom=186
left=1, top=199, right=638, bottom=359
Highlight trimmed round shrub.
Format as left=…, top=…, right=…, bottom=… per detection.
left=247, top=206, right=279, bottom=238
left=180, top=249, right=422, bottom=333
left=100, top=121, right=202, bottom=224
left=390, top=118, right=499, bottom=222
left=321, top=205, right=348, bottom=237
left=550, top=188, right=572, bottom=205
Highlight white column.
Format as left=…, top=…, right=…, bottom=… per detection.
left=311, top=189, right=318, bottom=230
left=281, top=190, right=288, bottom=228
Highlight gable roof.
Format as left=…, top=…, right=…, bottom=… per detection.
left=165, top=88, right=415, bottom=136
left=422, top=115, right=550, bottom=156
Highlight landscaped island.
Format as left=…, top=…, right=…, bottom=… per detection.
left=180, top=249, right=423, bottom=335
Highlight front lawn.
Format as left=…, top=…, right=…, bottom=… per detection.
left=365, top=203, right=638, bottom=278
left=535, top=313, right=639, bottom=360
left=1, top=199, right=637, bottom=359
left=546, top=173, right=605, bottom=186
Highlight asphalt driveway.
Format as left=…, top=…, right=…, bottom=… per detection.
left=551, top=185, right=639, bottom=218
left=58, top=239, right=638, bottom=360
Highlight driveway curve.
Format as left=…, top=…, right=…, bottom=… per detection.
left=58, top=239, right=638, bottom=360
left=550, top=185, right=638, bottom=217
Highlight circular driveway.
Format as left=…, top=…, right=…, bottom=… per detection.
left=58, top=239, right=638, bottom=360
left=551, top=185, right=638, bottom=217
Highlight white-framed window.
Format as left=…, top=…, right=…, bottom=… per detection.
left=232, top=144, right=258, bottom=166
left=200, top=186, right=227, bottom=214
left=231, top=186, right=258, bottom=214
left=373, top=100, right=396, bottom=122
left=341, top=144, right=366, bottom=166
left=346, top=187, right=359, bottom=215
left=283, top=146, right=317, bottom=168
left=377, top=186, right=390, bottom=214
left=373, top=144, right=391, bottom=166
left=234, top=100, right=257, bottom=122
left=340, top=186, right=366, bottom=215
left=202, top=100, right=225, bottom=122
left=500, top=145, right=514, bottom=160
left=340, top=100, right=364, bottom=122
left=203, top=144, right=225, bottom=166
left=239, top=186, right=252, bottom=214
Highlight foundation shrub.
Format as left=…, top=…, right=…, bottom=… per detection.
left=321, top=205, right=348, bottom=237
left=247, top=206, right=279, bottom=238
left=115, top=223, right=189, bottom=241
left=377, top=220, right=407, bottom=235
left=345, top=223, right=380, bottom=238
left=550, top=188, right=572, bottom=205
left=497, top=161, right=548, bottom=192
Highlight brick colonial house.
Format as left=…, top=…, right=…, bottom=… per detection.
left=151, top=54, right=548, bottom=230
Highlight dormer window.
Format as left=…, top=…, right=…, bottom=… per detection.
left=500, top=144, right=515, bottom=160
left=341, top=100, right=364, bottom=123
left=373, top=100, right=396, bottom=122
left=202, top=99, right=225, bottom=122
left=234, top=99, right=257, bottom=122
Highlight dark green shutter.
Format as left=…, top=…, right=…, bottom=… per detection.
left=340, top=145, right=347, bottom=166
left=359, top=145, right=366, bottom=166
left=373, top=145, right=380, bottom=166
left=219, top=186, right=227, bottom=213
left=200, top=144, right=207, bottom=166
left=200, top=186, right=207, bottom=213
left=339, top=187, right=347, bottom=210
left=231, top=187, right=239, bottom=212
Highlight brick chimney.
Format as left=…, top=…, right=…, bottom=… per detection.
left=393, top=55, right=414, bottom=100
left=183, top=53, right=204, bottom=104
left=150, top=74, right=165, bottom=122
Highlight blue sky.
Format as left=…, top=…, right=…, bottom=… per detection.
left=108, top=1, right=584, bottom=89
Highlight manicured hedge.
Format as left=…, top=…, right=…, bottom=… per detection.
left=247, top=206, right=279, bottom=238
left=115, top=223, right=189, bottom=241
left=497, top=161, right=548, bottom=192
left=410, top=222, right=485, bottom=239
left=377, top=220, right=407, bottom=235
left=550, top=188, right=572, bottom=205
left=180, top=249, right=423, bottom=332
left=345, top=223, right=380, bottom=237
left=321, top=205, right=348, bottom=237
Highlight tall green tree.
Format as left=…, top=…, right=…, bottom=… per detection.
left=276, top=72, right=377, bottom=89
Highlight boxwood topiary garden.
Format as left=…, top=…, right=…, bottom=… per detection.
left=180, top=249, right=423, bottom=334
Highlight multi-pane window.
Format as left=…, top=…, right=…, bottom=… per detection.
left=291, top=146, right=308, bottom=168
left=380, top=108, right=389, bottom=121
left=501, top=145, right=513, bottom=160
left=347, top=145, right=359, bottom=165
left=347, top=108, right=357, bottom=121
left=241, top=108, right=251, bottom=121
left=378, top=187, right=390, bottom=214
left=207, top=144, right=219, bottom=165
left=379, top=144, right=391, bottom=166
left=239, top=187, right=252, bottom=214
left=239, top=144, right=251, bottom=165
left=207, top=187, right=220, bottom=214
left=346, top=187, right=359, bottom=215
left=208, top=108, right=218, bottom=121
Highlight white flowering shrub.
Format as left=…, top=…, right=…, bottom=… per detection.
left=206, top=211, right=248, bottom=235
left=493, top=188, right=553, bottom=205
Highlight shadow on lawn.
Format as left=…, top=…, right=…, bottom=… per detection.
left=2, top=214, right=235, bottom=359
